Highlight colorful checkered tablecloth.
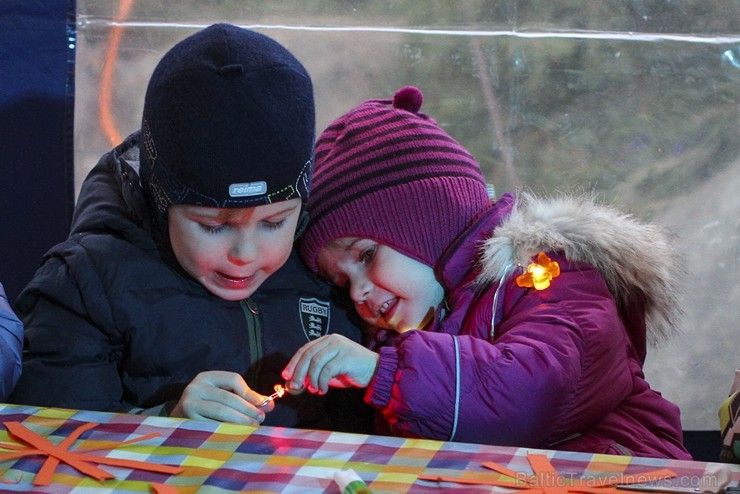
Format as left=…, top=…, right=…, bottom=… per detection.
left=0, top=403, right=737, bottom=493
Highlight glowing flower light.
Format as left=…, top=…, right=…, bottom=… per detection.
left=516, top=252, right=561, bottom=290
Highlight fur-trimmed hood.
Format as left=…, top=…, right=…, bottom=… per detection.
left=477, top=192, right=683, bottom=343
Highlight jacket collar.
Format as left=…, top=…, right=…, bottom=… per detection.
left=437, top=193, right=516, bottom=292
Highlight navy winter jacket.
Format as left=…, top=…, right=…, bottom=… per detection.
left=10, top=133, right=371, bottom=432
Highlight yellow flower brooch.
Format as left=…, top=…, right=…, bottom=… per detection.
left=515, top=251, right=560, bottom=290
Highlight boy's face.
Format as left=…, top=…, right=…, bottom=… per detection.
left=316, top=238, right=444, bottom=333
left=168, top=198, right=302, bottom=301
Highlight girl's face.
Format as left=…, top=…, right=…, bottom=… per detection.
left=168, top=198, right=302, bottom=301
left=316, top=238, right=444, bottom=333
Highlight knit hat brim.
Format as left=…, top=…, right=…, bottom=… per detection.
left=300, top=87, right=491, bottom=272
left=139, top=24, right=315, bottom=238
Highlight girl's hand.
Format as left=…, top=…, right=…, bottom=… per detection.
left=169, top=370, right=274, bottom=424
left=282, top=334, right=379, bottom=395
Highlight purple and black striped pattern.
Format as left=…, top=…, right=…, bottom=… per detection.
left=300, top=87, right=491, bottom=272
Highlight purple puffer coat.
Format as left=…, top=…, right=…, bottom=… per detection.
left=366, top=192, right=691, bottom=459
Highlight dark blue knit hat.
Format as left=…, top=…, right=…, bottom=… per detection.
left=140, top=23, right=315, bottom=237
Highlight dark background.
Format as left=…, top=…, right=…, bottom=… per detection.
left=0, top=0, right=76, bottom=302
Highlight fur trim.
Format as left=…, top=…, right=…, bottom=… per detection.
left=477, top=192, right=683, bottom=343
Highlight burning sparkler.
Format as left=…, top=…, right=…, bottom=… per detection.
left=258, top=383, right=286, bottom=408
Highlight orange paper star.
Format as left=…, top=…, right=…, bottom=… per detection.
left=0, top=421, right=183, bottom=486
left=418, top=452, right=676, bottom=494
left=516, top=252, right=561, bottom=290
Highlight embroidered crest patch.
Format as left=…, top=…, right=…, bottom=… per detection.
left=299, top=298, right=330, bottom=341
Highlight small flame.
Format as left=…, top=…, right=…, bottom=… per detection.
left=258, top=383, right=287, bottom=408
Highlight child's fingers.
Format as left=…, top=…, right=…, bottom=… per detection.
left=204, top=371, right=265, bottom=405
left=188, top=371, right=268, bottom=423
left=284, top=335, right=375, bottom=394
left=285, top=382, right=305, bottom=395
left=200, top=390, right=265, bottom=424
left=205, top=371, right=272, bottom=405
left=313, top=347, right=346, bottom=393
left=284, top=336, right=337, bottom=394
left=282, top=342, right=310, bottom=380
left=282, top=337, right=323, bottom=380
left=307, top=336, right=360, bottom=392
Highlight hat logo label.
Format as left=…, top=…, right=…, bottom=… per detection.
left=229, top=181, right=267, bottom=197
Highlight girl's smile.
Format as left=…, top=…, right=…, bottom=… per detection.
left=316, top=238, right=444, bottom=332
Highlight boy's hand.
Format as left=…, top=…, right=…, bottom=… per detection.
left=282, top=334, right=379, bottom=395
left=169, top=370, right=273, bottom=424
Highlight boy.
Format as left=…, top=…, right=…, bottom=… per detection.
left=10, top=24, right=369, bottom=432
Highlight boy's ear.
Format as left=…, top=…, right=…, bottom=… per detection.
left=294, top=210, right=309, bottom=240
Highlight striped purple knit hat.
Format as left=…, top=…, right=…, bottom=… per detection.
left=299, top=86, right=491, bottom=272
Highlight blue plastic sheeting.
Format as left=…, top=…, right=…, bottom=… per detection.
left=0, top=0, right=76, bottom=301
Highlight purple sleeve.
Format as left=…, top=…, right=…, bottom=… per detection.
left=366, top=346, right=398, bottom=408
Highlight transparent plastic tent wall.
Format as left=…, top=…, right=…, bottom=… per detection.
left=75, top=1, right=739, bottom=430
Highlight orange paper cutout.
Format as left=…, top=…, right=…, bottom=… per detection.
left=152, top=482, right=181, bottom=493
left=516, top=252, right=561, bottom=290
left=0, top=421, right=183, bottom=486
left=418, top=453, right=676, bottom=494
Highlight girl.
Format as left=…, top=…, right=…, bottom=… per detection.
left=283, top=86, right=691, bottom=459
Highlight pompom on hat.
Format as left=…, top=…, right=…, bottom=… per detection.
left=140, top=23, right=315, bottom=239
left=299, top=86, right=491, bottom=272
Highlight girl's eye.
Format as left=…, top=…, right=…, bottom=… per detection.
left=199, top=223, right=227, bottom=234
left=262, top=218, right=286, bottom=231
left=359, top=246, right=377, bottom=264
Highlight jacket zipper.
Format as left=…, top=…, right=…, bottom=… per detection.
left=240, top=298, right=262, bottom=384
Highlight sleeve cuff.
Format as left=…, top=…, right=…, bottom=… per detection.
left=366, top=346, right=399, bottom=408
